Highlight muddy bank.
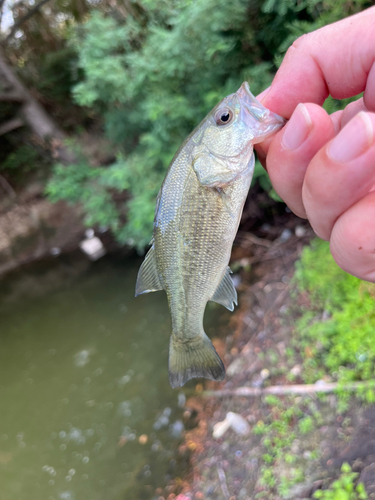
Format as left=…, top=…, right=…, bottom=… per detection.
left=160, top=214, right=375, bottom=500
left=0, top=197, right=85, bottom=276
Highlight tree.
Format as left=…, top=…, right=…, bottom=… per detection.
left=46, top=0, right=371, bottom=250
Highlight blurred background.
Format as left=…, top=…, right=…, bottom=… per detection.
left=1, top=1, right=375, bottom=499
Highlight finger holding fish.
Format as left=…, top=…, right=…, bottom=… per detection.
left=264, top=103, right=335, bottom=218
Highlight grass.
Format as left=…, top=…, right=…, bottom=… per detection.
left=251, top=238, right=375, bottom=498
left=313, top=463, right=367, bottom=500
left=253, top=395, right=324, bottom=498
left=292, top=239, right=375, bottom=392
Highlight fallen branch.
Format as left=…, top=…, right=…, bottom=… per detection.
left=0, top=91, right=25, bottom=102
left=217, top=464, right=230, bottom=500
left=204, top=381, right=373, bottom=397
left=236, top=231, right=273, bottom=248
left=0, top=117, right=24, bottom=135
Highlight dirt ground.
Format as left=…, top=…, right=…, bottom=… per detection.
left=158, top=210, right=375, bottom=500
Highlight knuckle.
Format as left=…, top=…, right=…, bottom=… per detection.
left=284, top=34, right=311, bottom=63
left=291, top=33, right=309, bottom=51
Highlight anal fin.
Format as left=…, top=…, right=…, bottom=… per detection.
left=211, top=267, right=237, bottom=311
left=135, top=244, right=163, bottom=297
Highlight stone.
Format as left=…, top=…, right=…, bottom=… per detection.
left=226, top=412, right=250, bottom=436
left=360, top=462, right=375, bottom=495
left=212, top=418, right=231, bottom=439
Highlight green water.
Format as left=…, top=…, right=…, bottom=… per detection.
left=0, top=255, right=223, bottom=500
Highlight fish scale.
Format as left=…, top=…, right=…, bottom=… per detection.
left=136, top=82, right=285, bottom=388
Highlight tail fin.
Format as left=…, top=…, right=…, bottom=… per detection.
left=169, top=333, right=225, bottom=388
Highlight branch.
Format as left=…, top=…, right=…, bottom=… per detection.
left=0, top=117, right=24, bottom=135
left=217, top=465, right=230, bottom=500
left=4, top=0, right=53, bottom=42
left=204, top=381, right=373, bottom=397
left=0, top=91, right=25, bottom=102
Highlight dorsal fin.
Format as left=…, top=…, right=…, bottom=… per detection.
left=135, top=245, right=164, bottom=297
left=211, top=267, right=237, bottom=311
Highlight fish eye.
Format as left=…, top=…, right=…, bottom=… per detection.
left=215, top=108, right=233, bottom=126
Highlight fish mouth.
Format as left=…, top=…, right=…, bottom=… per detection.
left=236, top=82, right=286, bottom=142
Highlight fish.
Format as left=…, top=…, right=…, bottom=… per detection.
left=135, top=82, right=285, bottom=388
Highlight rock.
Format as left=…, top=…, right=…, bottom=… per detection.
left=213, top=418, right=231, bottom=439
left=138, top=434, right=148, bottom=444
left=213, top=412, right=251, bottom=438
left=295, top=225, right=306, bottom=238
left=251, top=374, right=264, bottom=388
left=227, top=357, right=246, bottom=377
left=226, top=412, right=250, bottom=436
left=360, top=462, right=375, bottom=495
left=169, top=420, right=184, bottom=438
left=260, top=369, right=270, bottom=380
left=290, top=365, right=302, bottom=377
left=279, top=228, right=292, bottom=242
left=177, top=392, right=186, bottom=408
left=79, top=232, right=106, bottom=261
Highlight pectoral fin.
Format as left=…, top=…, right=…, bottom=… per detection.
left=135, top=244, right=163, bottom=296
left=211, top=267, right=238, bottom=311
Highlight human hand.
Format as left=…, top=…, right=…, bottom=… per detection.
left=254, top=7, right=375, bottom=282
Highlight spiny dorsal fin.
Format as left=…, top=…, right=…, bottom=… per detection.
left=135, top=245, right=164, bottom=297
left=211, top=267, right=237, bottom=311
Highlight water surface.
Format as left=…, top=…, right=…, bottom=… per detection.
left=0, top=255, right=225, bottom=500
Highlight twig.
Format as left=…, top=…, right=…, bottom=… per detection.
left=0, top=117, right=24, bottom=135
left=0, top=91, right=25, bottom=102
left=236, top=232, right=273, bottom=248
left=217, top=464, right=230, bottom=500
left=205, top=381, right=372, bottom=398
left=4, top=0, right=53, bottom=42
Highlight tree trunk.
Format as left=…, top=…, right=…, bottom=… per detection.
left=0, top=47, right=75, bottom=163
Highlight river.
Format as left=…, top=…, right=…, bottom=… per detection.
left=0, top=253, right=225, bottom=500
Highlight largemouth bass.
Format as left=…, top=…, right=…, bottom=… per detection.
left=136, top=82, right=284, bottom=388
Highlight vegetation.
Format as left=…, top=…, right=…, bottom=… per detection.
left=0, top=0, right=371, bottom=249
left=223, top=238, right=375, bottom=499
left=2, top=3, right=375, bottom=498
left=293, top=239, right=375, bottom=400
left=313, top=463, right=367, bottom=500
left=251, top=393, right=323, bottom=498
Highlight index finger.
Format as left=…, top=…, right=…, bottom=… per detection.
left=262, top=7, right=375, bottom=118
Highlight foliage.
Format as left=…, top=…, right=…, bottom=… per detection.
left=1, top=144, right=39, bottom=173
left=253, top=395, right=324, bottom=498
left=292, top=239, right=375, bottom=388
left=0, top=138, right=50, bottom=183
left=44, top=0, right=370, bottom=249
left=313, top=463, right=367, bottom=500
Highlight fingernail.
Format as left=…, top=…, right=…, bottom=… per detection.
left=281, top=103, right=312, bottom=151
left=257, top=86, right=271, bottom=103
left=328, top=112, right=374, bottom=163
